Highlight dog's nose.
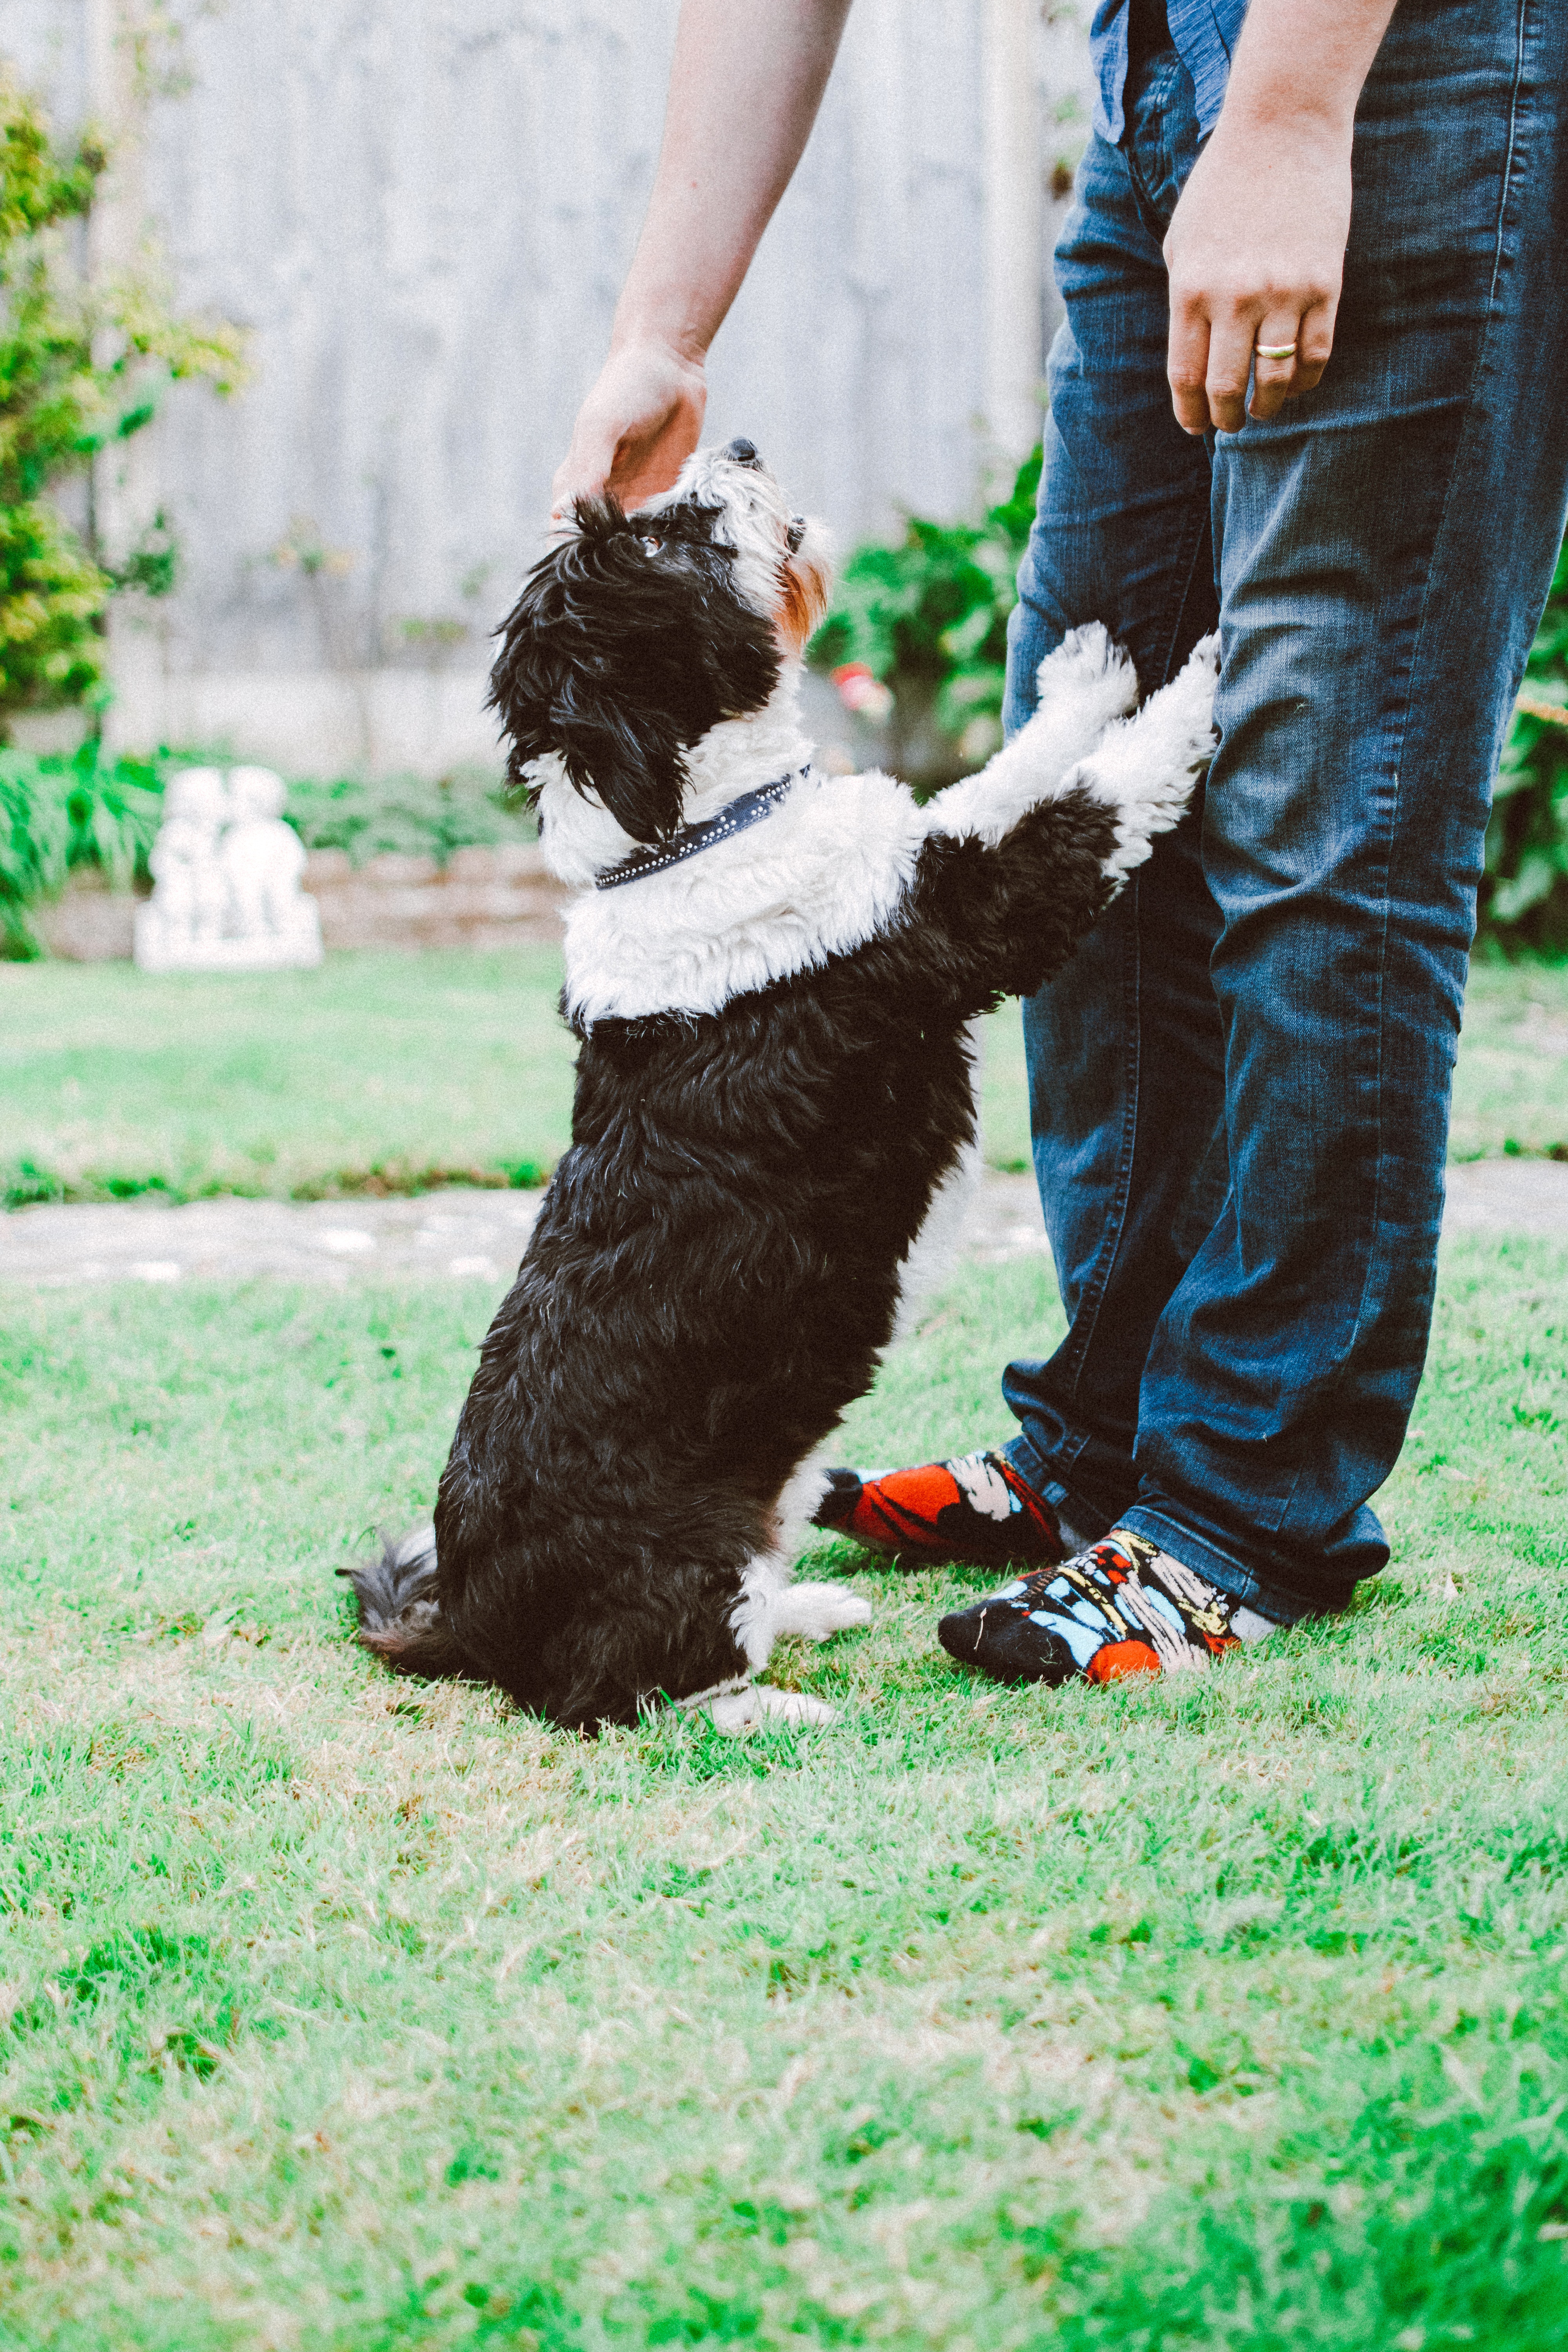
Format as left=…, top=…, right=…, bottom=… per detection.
left=723, top=437, right=762, bottom=468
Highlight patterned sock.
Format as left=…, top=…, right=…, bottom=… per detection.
left=812, top=1448, right=1082, bottom=1570
left=936, top=1527, right=1273, bottom=1686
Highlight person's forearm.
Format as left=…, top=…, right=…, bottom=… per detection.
left=554, top=0, right=852, bottom=506
left=613, top=0, right=854, bottom=363
left=1164, top=0, right=1399, bottom=433
left=1220, top=0, right=1397, bottom=136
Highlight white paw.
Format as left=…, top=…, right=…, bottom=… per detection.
left=703, top=1684, right=839, bottom=1731
left=1151, top=631, right=1221, bottom=771
left=758, top=1686, right=839, bottom=1726
left=1068, top=632, right=1220, bottom=886
left=930, top=622, right=1139, bottom=851
left=772, top=1581, right=874, bottom=1642
left=1034, top=621, right=1138, bottom=730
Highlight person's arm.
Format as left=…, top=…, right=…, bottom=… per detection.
left=552, top=0, right=854, bottom=511
left=1162, top=0, right=1399, bottom=435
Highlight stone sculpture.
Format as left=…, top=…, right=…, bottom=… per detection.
left=134, top=766, right=323, bottom=971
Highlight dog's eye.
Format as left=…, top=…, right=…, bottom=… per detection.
left=641, top=536, right=662, bottom=557
left=785, top=517, right=805, bottom=554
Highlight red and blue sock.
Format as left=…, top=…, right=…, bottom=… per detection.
left=936, top=1526, right=1272, bottom=1686
left=813, top=1448, right=1076, bottom=1570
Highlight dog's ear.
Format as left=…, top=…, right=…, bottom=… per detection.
left=542, top=670, right=688, bottom=846
left=489, top=501, right=688, bottom=844
left=489, top=492, right=781, bottom=844
left=777, top=536, right=831, bottom=653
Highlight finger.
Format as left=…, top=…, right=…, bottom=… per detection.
left=1167, top=297, right=1214, bottom=436
left=1285, top=292, right=1338, bottom=399
left=551, top=420, right=623, bottom=514
left=609, top=409, right=706, bottom=511
left=1248, top=310, right=1302, bottom=422
left=1205, top=310, right=1258, bottom=435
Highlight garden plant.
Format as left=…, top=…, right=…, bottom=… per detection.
left=0, top=751, right=537, bottom=960
left=0, top=62, right=243, bottom=732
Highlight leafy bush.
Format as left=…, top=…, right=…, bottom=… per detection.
left=816, top=450, right=1567, bottom=949
left=1, top=63, right=244, bottom=729
left=0, top=742, right=160, bottom=953
left=282, top=767, right=534, bottom=869
left=1484, top=537, right=1568, bottom=952
left=810, top=449, right=1040, bottom=781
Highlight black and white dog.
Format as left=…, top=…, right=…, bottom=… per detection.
left=345, top=440, right=1217, bottom=1733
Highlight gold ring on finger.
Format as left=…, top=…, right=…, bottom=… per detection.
left=1255, top=341, right=1298, bottom=359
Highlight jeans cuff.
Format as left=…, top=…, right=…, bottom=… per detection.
left=1002, top=1432, right=1113, bottom=1550
left=1115, top=1505, right=1305, bottom=1627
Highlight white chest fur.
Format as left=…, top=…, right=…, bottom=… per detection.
left=535, top=678, right=930, bottom=1027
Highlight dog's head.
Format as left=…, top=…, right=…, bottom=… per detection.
left=490, top=439, right=831, bottom=845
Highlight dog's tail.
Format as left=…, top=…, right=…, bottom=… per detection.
left=339, top=1523, right=468, bottom=1680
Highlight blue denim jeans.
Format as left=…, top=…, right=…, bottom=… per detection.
left=1001, top=0, right=1568, bottom=1623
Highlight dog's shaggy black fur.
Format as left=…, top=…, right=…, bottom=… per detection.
left=491, top=486, right=784, bottom=846
left=343, top=446, right=1205, bottom=1732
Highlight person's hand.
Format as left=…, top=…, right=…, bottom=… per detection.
left=1162, top=119, right=1353, bottom=435
left=551, top=338, right=708, bottom=513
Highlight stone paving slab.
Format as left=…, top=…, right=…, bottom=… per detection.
left=2, top=1161, right=1565, bottom=1291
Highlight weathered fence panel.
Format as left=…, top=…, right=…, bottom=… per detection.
left=7, top=1, right=1091, bottom=770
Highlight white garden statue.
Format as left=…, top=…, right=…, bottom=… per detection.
left=134, top=765, right=323, bottom=972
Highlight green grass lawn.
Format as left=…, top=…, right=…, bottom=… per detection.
left=5, top=951, right=1565, bottom=1208
left=2, top=1232, right=1566, bottom=2346
left=0, top=951, right=575, bottom=1209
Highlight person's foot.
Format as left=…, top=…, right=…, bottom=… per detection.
left=812, top=1448, right=1079, bottom=1569
left=936, top=1527, right=1272, bottom=1686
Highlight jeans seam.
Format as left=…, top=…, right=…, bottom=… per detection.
left=1486, top=1, right=1532, bottom=313
left=1266, top=0, right=1535, bottom=1545
left=1054, top=474, right=1208, bottom=1405
left=1057, top=872, right=1143, bottom=1400
left=1152, top=491, right=1213, bottom=690
left=1122, top=54, right=1185, bottom=237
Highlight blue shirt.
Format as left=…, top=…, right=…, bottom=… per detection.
left=1090, top=1, right=1249, bottom=143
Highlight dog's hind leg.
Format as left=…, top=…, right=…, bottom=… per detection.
left=890, top=1122, right=982, bottom=1340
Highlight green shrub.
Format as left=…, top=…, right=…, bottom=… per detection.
left=282, top=766, right=534, bottom=869
left=0, top=742, right=160, bottom=953
left=816, top=452, right=1568, bottom=950
left=810, top=448, right=1040, bottom=781
left=0, top=62, right=244, bottom=731
left=1484, top=537, right=1568, bottom=952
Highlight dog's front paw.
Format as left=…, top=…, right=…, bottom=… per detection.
left=1151, top=631, right=1220, bottom=776
left=704, top=1685, right=839, bottom=1731
left=1034, top=621, right=1138, bottom=733
left=1065, top=630, right=1220, bottom=887
left=772, top=1581, right=874, bottom=1642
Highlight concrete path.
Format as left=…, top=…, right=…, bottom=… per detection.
left=3, top=1161, right=1566, bottom=1290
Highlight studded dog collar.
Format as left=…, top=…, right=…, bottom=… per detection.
left=594, top=769, right=806, bottom=890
